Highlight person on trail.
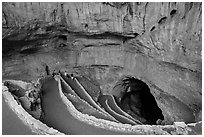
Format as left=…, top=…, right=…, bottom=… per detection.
left=64, top=71, right=71, bottom=78
left=70, top=73, right=75, bottom=80
left=45, top=65, right=50, bottom=76
left=52, top=70, right=56, bottom=77
left=58, top=70, right=61, bottom=75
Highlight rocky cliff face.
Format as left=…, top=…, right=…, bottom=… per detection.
left=2, top=2, right=202, bottom=134
left=3, top=2, right=202, bottom=72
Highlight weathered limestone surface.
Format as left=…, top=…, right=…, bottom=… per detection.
left=2, top=84, right=64, bottom=135
left=2, top=79, right=202, bottom=135
left=2, top=2, right=202, bottom=135
left=3, top=2, right=201, bottom=71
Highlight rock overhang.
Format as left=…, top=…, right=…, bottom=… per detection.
left=2, top=2, right=202, bottom=135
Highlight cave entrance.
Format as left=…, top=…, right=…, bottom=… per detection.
left=112, top=76, right=164, bottom=125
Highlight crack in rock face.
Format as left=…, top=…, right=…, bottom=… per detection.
left=2, top=2, right=202, bottom=135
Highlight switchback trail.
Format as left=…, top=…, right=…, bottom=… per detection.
left=40, top=76, right=135, bottom=135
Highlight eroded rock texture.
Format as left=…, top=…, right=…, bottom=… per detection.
left=2, top=2, right=202, bottom=135
left=2, top=76, right=202, bottom=135
left=3, top=2, right=202, bottom=70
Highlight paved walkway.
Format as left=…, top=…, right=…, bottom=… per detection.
left=2, top=95, right=35, bottom=135
left=40, top=77, right=134, bottom=135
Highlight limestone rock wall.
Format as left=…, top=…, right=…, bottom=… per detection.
left=2, top=2, right=202, bottom=126
left=2, top=85, right=64, bottom=135
left=76, top=45, right=201, bottom=114
left=3, top=2, right=202, bottom=72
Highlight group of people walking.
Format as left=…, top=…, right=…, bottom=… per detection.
left=45, top=65, right=75, bottom=80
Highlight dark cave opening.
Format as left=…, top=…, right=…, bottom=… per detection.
left=113, top=77, right=164, bottom=125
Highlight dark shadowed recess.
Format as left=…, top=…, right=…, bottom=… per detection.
left=71, top=31, right=139, bottom=43
left=113, top=77, right=164, bottom=125
left=2, top=33, right=49, bottom=57
left=50, top=24, right=139, bottom=43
